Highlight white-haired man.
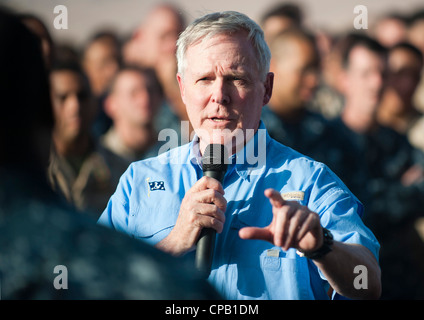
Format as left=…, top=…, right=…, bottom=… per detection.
left=99, top=11, right=381, bottom=300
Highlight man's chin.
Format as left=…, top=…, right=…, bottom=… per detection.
left=198, top=129, right=250, bottom=156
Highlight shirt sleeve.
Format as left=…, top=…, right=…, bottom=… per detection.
left=307, top=164, right=380, bottom=265
left=97, top=163, right=134, bottom=237
left=317, top=191, right=380, bottom=288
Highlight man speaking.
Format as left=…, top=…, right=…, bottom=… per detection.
left=99, top=11, right=381, bottom=300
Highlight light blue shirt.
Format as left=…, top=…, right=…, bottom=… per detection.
left=98, top=121, right=380, bottom=300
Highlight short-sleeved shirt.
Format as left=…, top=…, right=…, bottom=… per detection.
left=98, top=121, right=380, bottom=300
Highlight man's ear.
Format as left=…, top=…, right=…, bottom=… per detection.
left=176, top=73, right=186, bottom=104
left=263, top=72, right=274, bottom=106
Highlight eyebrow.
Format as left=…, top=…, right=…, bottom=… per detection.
left=193, top=67, right=251, bottom=79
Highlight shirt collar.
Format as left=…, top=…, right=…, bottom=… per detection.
left=188, top=120, right=271, bottom=181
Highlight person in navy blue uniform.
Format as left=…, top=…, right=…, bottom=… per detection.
left=332, top=33, right=424, bottom=299
left=261, top=28, right=367, bottom=201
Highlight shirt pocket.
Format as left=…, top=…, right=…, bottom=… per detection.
left=231, top=214, right=313, bottom=299
left=260, top=249, right=313, bottom=299
left=130, top=198, right=178, bottom=245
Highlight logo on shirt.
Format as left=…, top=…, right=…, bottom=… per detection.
left=146, top=177, right=165, bottom=197
left=149, top=181, right=165, bottom=191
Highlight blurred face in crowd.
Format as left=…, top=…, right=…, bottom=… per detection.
left=374, top=17, right=406, bottom=48
left=50, top=70, right=96, bottom=143
left=408, top=20, right=424, bottom=56
left=177, top=31, right=273, bottom=154
left=269, top=36, right=319, bottom=114
left=83, top=39, right=120, bottom=96
left=262, top=16, right=297, bottom=43
left=133, top=6, right=184, bottom=67
left=342, top=45, right=385, bottom=118
left=106, top=70, right=161, bottom=128
left=385, top=46, right=423, bottom=106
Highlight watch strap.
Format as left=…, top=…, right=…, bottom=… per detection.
left=297, top=227, right=333, bottom=260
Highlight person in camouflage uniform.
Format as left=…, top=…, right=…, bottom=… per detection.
left=261, top=28, right=366, bottom=200
left=333, top=32, right=424, bottom=299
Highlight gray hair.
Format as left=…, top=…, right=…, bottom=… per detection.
left=176, top=11, right=271, bottom=81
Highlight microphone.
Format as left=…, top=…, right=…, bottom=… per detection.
left=195, top=144, right=228, bottom=277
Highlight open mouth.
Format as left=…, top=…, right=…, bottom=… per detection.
left=211, top=118, right=228, bottom=122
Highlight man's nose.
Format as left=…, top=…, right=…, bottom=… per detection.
left=67, top=94, right=81, bottom=114
left=210, top=79, right=230, bottom=105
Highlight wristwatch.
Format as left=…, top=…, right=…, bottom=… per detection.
left=297, top=227, right=334, bottom=260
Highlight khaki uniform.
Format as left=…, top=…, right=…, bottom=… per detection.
left=48, top=145, right=120, bottom=219
left=99, top=126, right=164, bottom=176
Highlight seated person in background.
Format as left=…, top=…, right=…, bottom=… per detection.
left=333, top=33, right=424, bottom=299
left=48, top=60, right=120, bottom=219
left=124, top=4, right=191, bottom=143
left=377, top=42, right=424, bottom=152
left=82, top=31, right=121, bottom=99
left=260, top=2, right=304, bottom=43
left=308, top=34, right=347, bottom=120
left=373, top=13, right=407, bottom=49
left=261, top=28, right=366, bottom=200
left=408, top=10, right=424, bottom=114
left=100, top=66, right=164, bottom=175
left=82, top=31, right=122, bottom=137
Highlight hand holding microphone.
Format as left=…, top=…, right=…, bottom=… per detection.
left=195, top=144, right=228, bottom=277
left=156, top=145, right=227, bottom=271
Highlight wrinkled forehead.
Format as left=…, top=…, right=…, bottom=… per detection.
left=190, top=31, right=251, bottom=52
left=184, top=28, right=247, bottom=53
left=185, top=32, right=258, bottom=73
left=186, top=31, right=258, bottom=66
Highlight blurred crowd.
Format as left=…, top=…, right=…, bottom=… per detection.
left=3, top=2, right=424, bottom=299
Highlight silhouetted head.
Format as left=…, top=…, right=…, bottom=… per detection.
left=0, top=8, right=54, bottom=173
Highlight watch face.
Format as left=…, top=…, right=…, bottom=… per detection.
left=323, top=228, right=333, bottom=240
